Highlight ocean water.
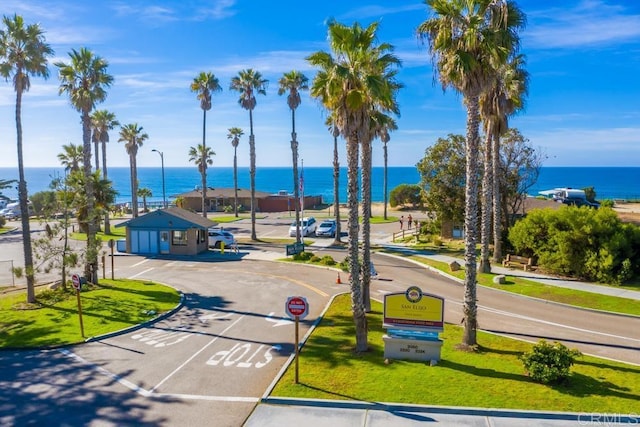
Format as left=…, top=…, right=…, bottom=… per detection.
left=1, top=166, right=639, bottom=205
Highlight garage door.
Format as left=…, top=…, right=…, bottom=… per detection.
left=131, top=230, right=158, bottom=254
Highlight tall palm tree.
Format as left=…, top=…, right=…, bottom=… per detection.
left=229, top=69, right=268, bottom=241
left=91, top=109, right=119, bottom=234
left=57, top=143, right=84, bottom=173
left=188, top=143, right=215, bottom=211
left=308, top=20, right=401, bottom=352
left=118, top=123, right=148, bottom=218
left=485, top=55, right=529, bottom=266
left=325, top=115, right=342, bottom=245
left=56, top=47, right=112, bottom=285
left=418, top=0, right=525, bottom=347
left=191, top=71, right=222, bottom=218
left=371, top=113, right=398, bottom=221
left=1, top=14, right=53, bottom=302
left=278, top=70, right=309, bottom=243
left=227, top=127, right=244, bottom=217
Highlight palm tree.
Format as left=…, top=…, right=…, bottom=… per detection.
left=371, top=113, right=398, bottom=221
left=191, top=71, right=222, bottom=218
left=57, top=143, right=84, bottom=173
left=227, top=127, right=244, bottom=217
left=188, top=143, right=215, bottom=211
left=66, top=169, right=116, bottom=234
left=118, top=123, right=148, bottom=218
left=229, top=69, right=268, bottom=241
left=325, top=115, right=342, bottom=245
left=484, top=55, right=529, bottom=266
left=308, top=20, right=401, bottom=352
left=418, top=0, right=525, bottom=347
left=56, top=47, right=113, bottom=285
left=137, top=187, right=152, bottom=212
left=91, top=109, right=119, bottom=234
left=1, top=14, right=54, bottom=302
left=278, top=70, right=309, bottom=244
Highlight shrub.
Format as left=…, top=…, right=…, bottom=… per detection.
left=508, top=206, right=640, bottom=283
left=310, top=255, right=321, bottom=263
left=318, top=255, right=336, bottom=266
left=519, top=340, right=582, bottom=384
left=293, top=251, right=314, bottom=261
left=599, top=199, right=614, bottom=208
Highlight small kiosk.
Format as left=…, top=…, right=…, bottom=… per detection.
left=383, top=286, right=445, bottom=363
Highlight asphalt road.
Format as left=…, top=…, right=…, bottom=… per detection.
left=1, top=214, right=639, bottom=426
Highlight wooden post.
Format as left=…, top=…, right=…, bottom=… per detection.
left=76, top=288, right=85, bottom=337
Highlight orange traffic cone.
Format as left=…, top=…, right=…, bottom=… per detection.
left=336, top=272, right=342, bottom=284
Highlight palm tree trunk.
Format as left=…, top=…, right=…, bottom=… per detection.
left=15, top=86, right=36, bottom=302
left=361, top=137, right=372, bottom=313
left=102, top=140, right=111, bottom=235
left=480, top=127, right=493, bottom=273
left=82, top=111, right=98, bottom=284
left=233, top=147, right=239, bottom=217
left=462, top=95, right=481, bottom=347
left=94, top=140, right=100, bottom=171
left=201, top=109, right=208, bottom=217
left=383, top=141, right=388, bottom=220
left=291, top=109, right=301, bottom=244
left=332, top=129, right=341, bottom=244
left=249, top=110, right=257, bottom=241
left=492, top=133, right=503, bottom=263
left=347, top=129, right=367, bottom=352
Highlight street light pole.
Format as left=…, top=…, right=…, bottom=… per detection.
left=151, top=149, right=167, bottom=208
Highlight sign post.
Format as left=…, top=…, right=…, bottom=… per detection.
left=71, top=274, right=85, bottom=337
left=285, top=296, right=309, bottom=384
left=108, top=239, right=115, bottom=280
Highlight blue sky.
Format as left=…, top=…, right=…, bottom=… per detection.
left=1, top=0, right=639, bottom=169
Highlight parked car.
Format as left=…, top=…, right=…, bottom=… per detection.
left=315, top=219, right=337, bottom=237
left=208, top=228, right=236, bottom=249
left=288, top=217, right=317, bottom=237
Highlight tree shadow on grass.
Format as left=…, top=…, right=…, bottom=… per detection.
left=550, top=371, right=638, bottom=401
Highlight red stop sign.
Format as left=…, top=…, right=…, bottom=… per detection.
left=71, top=274, right=81, bottom=291
left=286, top=296, right=308, bottom=319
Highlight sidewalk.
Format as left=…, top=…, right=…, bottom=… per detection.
left=245, top=398, right=636, bottom=427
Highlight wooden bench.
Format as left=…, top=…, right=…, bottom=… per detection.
left=502, top=254, right=533, bottom=271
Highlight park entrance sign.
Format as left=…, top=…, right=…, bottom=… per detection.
left=383, top=286, right=444, bottom=363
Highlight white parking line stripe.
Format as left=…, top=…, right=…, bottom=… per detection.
left=150, top=315, right=245, bottom=393
left=154, top=393, right=259, bottom=402
left=129, top=268, right=154, bottom=279
left=132, top=259, right=151, bottom=268
left=58, top=348, right=152, bottom=397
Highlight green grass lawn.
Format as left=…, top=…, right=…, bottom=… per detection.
left=70, top=227, right=126, bottom=242
left=406, top=255, right=640, bottom=316
left=271, top=294, right=640, bottom=412
left=0, top=279, right=181, bottom=348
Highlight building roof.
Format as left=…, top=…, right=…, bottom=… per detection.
left=176, top=187, right=272, bottom=199
left=115, top=206, right=218, bottom=229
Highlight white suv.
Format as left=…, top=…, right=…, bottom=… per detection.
left=208, top=228, right=236, bottom=249
left=288, top=217, right=317, bottom=237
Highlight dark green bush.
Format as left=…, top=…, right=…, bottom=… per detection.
left=293, top=251, right=314, bottom=261
left=519, top=340, right=581, bottom=384
left=508, top=206, right=640, bottom=283
left=318, top=255, right=336, bottom=266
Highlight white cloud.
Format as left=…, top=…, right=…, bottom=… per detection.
left=525, top=0, right=640, bottom=49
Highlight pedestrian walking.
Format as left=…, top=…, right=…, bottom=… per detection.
left=408, top=214, right=413, bottom=229
left=399, top=215, right=404, bottom=230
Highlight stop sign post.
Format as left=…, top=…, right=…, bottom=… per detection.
left=285, top=296, right=309, bottom=384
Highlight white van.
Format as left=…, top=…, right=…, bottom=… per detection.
left=0, top=201, right=33, bottom=219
